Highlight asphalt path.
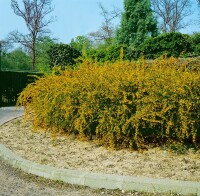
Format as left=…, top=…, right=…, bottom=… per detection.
left=0, top=107, right=24, bottom=125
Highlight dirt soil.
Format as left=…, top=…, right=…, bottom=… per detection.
left=0, top=117, right=200, bottom=182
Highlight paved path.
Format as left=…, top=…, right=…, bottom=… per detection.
left=0, top=107, right=24, bottom=125
left=0, top=107, right=131, bottom=196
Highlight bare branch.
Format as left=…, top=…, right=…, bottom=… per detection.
left=10, top=0, right=54, bottom=70
left=89, top=3, right=121, bottom=44
left=151, top=0, right=192, bottom=32
left=8, top=31, right=32, bottom=48
left=0, top=40, right=14, bottom=53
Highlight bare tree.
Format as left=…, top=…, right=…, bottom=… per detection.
left=9, top=0, right=54, bottom=70
left=89, top=3, right=121, bottom=44
left=151, top=0, right=192, bottom=33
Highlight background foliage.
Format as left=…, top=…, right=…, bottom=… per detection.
left=47, top=43, right=81, bottom=69
left=116, top=0, right=158, bottom=48
left=141, top=32, right=193, bottom=59
left=1, top=49, right=32, bottom=71
left=191, top=33, right=200, bottom=56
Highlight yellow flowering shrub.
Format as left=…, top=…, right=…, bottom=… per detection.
left=17, top=58, right=200, bottom=149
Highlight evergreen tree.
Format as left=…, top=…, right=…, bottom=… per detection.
left=116, top=0, right=158, bottom=49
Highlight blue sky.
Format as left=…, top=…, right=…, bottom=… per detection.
left=0, top=0, right=199, bottom=44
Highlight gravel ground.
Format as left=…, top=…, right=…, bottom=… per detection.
left=0, top=159, right=126, bottom=196
left=0, top=159, right=186, bottom=196
left=1, top=159, right=178, bottom=196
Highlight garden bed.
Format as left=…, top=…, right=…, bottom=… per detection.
left=0, top=116, right=200, bottom=182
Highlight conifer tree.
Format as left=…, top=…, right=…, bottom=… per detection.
left=116, top=0, right=158, bottom=48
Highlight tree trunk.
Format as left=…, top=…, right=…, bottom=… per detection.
left=32, top=39, right=36, bottom=70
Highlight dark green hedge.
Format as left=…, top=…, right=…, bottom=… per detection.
left=0, top=71, right=42, bottom=107
left=47, top=43, right=81, bottom=69
left=141, top=32, right=193, bottom=59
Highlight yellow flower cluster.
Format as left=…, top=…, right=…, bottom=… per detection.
left=17, top=58, right=200, bottom=149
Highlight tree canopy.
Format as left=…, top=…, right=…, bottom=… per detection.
left=116, top=0, right=158, bottom=48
